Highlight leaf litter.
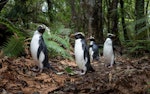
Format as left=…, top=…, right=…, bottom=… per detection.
left=0, top=54, right=150, bottom=94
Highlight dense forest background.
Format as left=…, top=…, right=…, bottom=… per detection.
left=0, top=0, right=149, bottom=58
left=0, top=0, right=150, bottom=93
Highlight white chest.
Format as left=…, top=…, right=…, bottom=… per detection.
left=103, top=38, right=113, bottom=54
left=103, top=38, right=114, bottom=64
left=89, top=41, right=94, bottom=60
left=30, top=33, right=41, bottom=61
left=74, top=39, right=85, bottom=69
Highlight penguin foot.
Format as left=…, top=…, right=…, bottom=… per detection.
left=31, top=66, right=39, bottom=72
left=74, top=70, right=86, bottom=75
left=79, top=71, right=86, bottom=75
left=106, top=64, right=114, bottom=68
left=31, top=66, right=43, bottom=73
left=108, top=65, right=113, bottom=68
left=79, top=70, right=86, bottom=75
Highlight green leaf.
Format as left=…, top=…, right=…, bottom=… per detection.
left=2, top=35, right=25, bottom=57
left=65, top=67, right=74, bottom=75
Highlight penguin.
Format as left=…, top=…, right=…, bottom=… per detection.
left=103, top=33, right=115, bottom=67
left=71, top=32, right=95, bottom=75
left=88, top=36, right=100, bottom=63
left=30, top=25, right=55, bottom=73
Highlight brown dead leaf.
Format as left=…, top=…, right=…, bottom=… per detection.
left=0, top=52, right=150, bottom=94
left=21, top=87, right=37, bottom=94
left=0, top=66, right=7, bottom=73
left=39, top=85, right=63, bottom=94
left=0, top=50, right=4, bottom=58
left=25, top=59, right=36, bottom=67
left=34, top=73, right=54, bottom=83
left=109, top=71, right=112, bottom=83
left=60, top=60, right=77, bottom=67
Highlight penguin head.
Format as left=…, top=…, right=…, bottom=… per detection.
left=107, top=33, right=115, bottom=39
left=38, top=25, right=46, bottom=34
left=71, top=32, right=85, bottom=39
left=88, top=36, right=95, bottom=41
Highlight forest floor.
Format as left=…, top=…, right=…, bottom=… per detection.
left=0, top=53, right=150, bottom=94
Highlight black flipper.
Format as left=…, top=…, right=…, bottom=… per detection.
left=37, top=36, right=57, bottom=72
left=92, top=43, right=100, bottom=61
left=81, top=39, right=95, bottom=72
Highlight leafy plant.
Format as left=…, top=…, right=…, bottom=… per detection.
left=125, top=40, right=150, bottom=57
left=0, top=17, right=25, bottom=57
left=65, top=66, right=74, bottom=75
left=0, top=17, right=24, bottom=36
left=43, top=25, right=73, bottom=60
left=2, top=35, right=25, bottom=57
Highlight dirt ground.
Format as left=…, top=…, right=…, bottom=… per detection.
left=0, top=54, right=150, bottom=94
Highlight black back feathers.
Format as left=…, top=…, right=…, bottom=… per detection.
left=37, top=36, right=49, bottom=67
left=89, top=36, right=99, bottom=61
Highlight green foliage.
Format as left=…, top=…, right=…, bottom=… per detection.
left=65, top=67, right=74, bottom=75
left=43, top=25, right=73, bottom=60
left=0, top=17, right=26, bottom=57
left=122, top=12, right=150, bottom=56
left=47, top=34, right=70, bottom=49
left=125, top=40, right=150, bottom=57
left=0, top=17, right=23, bottom=35
left=125, top=15, right=150, bottom=40
left=1, top=0, right=149, bottom=59
left=2, top=35, right=25, bottom=57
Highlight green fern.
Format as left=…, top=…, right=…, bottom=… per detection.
left=126, top=15, right=150, bottom=40
left=0, top=17, right=23, bottom=36
left=2, top=35, right=25, bottom=57
left=125, top=40, right=150, bottom=57
left=0, top=17, right=26, bottom=57
left=42, top=24, right=72, bottom=60
left=45, top=40, right=72, bottom=60
left=45, top=33, right=70, bottom=49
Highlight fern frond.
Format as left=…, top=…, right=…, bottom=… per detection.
left=136, top=23, right=150, bottom=35
left=0, top=17, right=23, bottom=36
left=45, top=33, right=70, bottom=49
left=2, top=35, right=25, bottom=57
left=41, top=23, right=73, bottom=60
left=125, top=40, right=150, bottom=56
left=45, top=41, right=72, bottom=60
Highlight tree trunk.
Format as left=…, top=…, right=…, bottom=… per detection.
left=145, top=0, right=149, bottom=39
left=70, top=0, right=76, bottom=24
left=135, top=0, right=146, bottom=39
left=107, top=0, right=120, bottom=45
left=120, top=0, right=129, bottom=40
left=111, top=0, right=118, bottom=35
left=106, top=0, right=111, bottom=33
left=47, top=0, right=53, bottom=22
left=92, top=0, right=103, bottom=43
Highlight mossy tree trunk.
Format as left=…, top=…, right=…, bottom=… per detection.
left=107, top=0, right=121, bottom=45
left=135, top=0, right=146, bottom=39
left=92, top=0, right=104, bottom=43
left=46, top=0, right=54, bottom=23
left=120, top=0, right=129, bottom=41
